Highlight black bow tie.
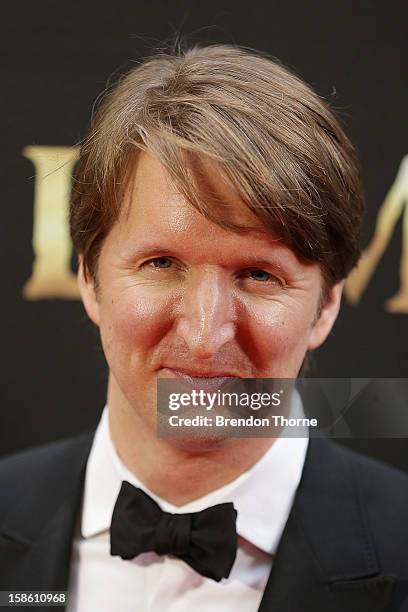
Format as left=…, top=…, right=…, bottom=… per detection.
left=110, top=481, right=238, bottom=582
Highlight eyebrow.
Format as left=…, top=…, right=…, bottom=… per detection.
left=240, top=256, right=292, bottom=267
left=120, top=244, right=298, bottom=272
left=120, top=245, right=176, bottom=262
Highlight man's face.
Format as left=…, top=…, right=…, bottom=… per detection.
left=79, top=151, right=343, bottom=430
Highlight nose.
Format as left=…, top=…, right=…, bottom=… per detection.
left=175, top=270, right=236, bottom=359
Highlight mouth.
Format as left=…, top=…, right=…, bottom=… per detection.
left=161, top=367, right=240, bottom=390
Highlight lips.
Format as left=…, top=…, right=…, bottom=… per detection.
left=162, top=367, right=240, bottom=390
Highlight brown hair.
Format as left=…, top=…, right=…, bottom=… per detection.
left=70, top=44, right=364, bottom=291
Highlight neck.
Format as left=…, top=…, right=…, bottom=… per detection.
left=107, top=376, right=276, bottom=506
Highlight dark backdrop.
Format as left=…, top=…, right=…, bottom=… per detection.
left=1, top=0, right=407, bottom=468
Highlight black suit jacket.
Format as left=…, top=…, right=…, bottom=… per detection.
left=1, top=433, right=408, bottom=611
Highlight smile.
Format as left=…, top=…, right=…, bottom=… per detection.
left=162, top=368, right=240, bottom=390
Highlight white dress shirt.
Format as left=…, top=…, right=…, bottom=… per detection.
left=66, top=400, right=308, bottom=612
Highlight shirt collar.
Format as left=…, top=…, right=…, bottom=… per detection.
left=81, top=396, right=308, bottom=555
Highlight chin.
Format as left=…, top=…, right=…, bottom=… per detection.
left=163, top=434, right=232, bottom=454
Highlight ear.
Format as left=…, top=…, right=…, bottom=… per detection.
left=307, top=280, right=344, bottom=350
left=77, top=255, right=100, bottom=327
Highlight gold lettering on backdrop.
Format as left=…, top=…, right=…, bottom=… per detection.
left=22, top=146, right=80, bottom=299
left=345, top=156, right=408, bottom=313
left=21, top=147, right=407, bottom=309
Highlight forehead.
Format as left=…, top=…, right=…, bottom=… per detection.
left=106, top=151, right=312, bottom=273
left=118, top=151, right=276, bottom=239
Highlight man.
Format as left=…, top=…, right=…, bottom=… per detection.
left=1, top=44, right=408, bottom=611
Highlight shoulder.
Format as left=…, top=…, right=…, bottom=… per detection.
left=307, top=437, right=408, bottom=496
left=314, top=439, right=408, bottom=564
left=0, top=432, right=95, bottom=483
left=327, top=440, right=408, bottom=505
left=0, top=432, right=95, bottom=522
left=294, top=438, right=408, bottom=579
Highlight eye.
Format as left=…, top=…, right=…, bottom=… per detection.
left=240, top=268, right=284, bottom=293
left=146, top=257, right=173, bottom=269
left=249, top=269, right=273, bottom=282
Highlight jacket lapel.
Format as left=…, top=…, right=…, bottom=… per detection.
left=258, top=438, right=396, bottom=612
left=0, top=431, right=94, bottom=599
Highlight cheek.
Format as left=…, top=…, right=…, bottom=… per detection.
left=240, top=297, right=316, bottom=372
left=99, top=288, right=174, bottom=364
